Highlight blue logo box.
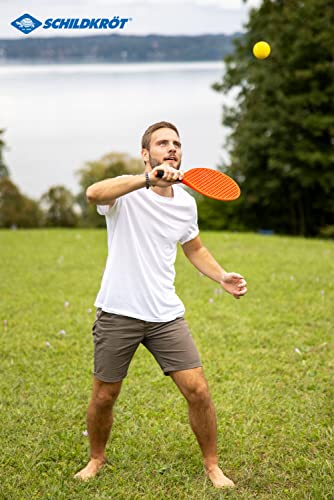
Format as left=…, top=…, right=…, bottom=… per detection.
left=11, top=13, right=42, bottom=34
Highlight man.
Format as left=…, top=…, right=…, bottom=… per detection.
left=75, top=121, right=247, bottom=488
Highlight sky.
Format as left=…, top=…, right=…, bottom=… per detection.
left=1, top=0, right=262, bottom=38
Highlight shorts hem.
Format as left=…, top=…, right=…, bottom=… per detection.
left=93, top=371, right=126, bottom=383
left=163, top=361, right=202, bottom=375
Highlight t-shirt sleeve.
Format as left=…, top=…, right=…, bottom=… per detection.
left=96, top=200, right=119, bottom=216
left=95, top=175, right=131, bottom=216
left=179, top=198, right=199, bottom=245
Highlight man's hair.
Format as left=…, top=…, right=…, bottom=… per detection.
left=141, top=121, right=180, bottom=150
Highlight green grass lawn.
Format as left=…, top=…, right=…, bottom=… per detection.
left=0, top=229, right=333, bottom=499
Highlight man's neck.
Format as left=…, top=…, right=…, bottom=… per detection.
left=150, top=185, right=174, bottom=198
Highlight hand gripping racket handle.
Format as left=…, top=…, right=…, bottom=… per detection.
left=156, top=169, right=182, bottom=183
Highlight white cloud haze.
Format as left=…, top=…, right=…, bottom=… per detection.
left=1, top=0, right=263, bottom=38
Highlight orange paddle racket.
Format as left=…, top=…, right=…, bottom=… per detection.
left=156, top=167, right=240, bottom=201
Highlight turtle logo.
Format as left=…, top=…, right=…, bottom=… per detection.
left=11, top=13, right=42, bottom=34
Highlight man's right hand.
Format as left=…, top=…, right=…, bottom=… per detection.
left=150, top=164, right=184, bottom=186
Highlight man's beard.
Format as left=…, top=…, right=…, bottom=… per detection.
left=148, top=154, right=181, bottom=170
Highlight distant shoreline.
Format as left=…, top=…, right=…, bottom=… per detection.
left=0, top=60, right=224, bottom=68
left=0, top=33, right=240, bottom=64
left=0, top=60, right=225, bottom=66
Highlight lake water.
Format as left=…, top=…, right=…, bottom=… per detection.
left=0, top=62, right=230, bottom=199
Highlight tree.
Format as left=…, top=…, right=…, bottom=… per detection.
left=196, top=195, right=247, bottom=231
left=76, top=152, right=144, bottom=227
left=213, top=0, right=334, bottom=236
left=0, top=178, right=42, bottom=228
left=0, top=129, right=10, bottom=178
left=40, top=186, right=78, bottom=227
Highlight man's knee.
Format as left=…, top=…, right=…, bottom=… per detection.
left=92, top=378, right=122, bottom=409
left=186, top=381, right=211, bottom=406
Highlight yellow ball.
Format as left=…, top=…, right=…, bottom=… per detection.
left=253, top=41, right=271, bottom=59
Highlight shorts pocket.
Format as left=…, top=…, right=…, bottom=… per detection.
left=92, top=308, right=103, bottom=336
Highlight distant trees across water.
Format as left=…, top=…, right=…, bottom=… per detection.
left=0, top=34, right=239, bottom=63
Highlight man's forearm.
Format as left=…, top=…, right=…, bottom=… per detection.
left=86, top=174, right=146, bottom=204
left=187, top=246, right=226, bottom=283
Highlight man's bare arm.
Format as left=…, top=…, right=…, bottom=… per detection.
left=182, top=235, right=247, bottom=299
left=182, top=235, right=226, bottom=282
left=86, top=165, right=184, bottom=205
left=86, top=174, right=146, bottom=205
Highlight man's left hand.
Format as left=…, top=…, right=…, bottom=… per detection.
left=220, top=273, right=247, bottom=299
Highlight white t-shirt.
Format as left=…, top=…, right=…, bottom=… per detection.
left=94, top=184, right=199, bottom=322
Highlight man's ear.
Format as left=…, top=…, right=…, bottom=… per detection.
left=141, top=148, right=149, bottom=165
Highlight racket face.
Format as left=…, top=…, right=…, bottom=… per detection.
left=182, top=168, right=240, bottom=201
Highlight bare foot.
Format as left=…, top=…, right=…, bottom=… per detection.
left=74, top=458, right=105, bottom=481
left=205, top=465, right=235, bottom=489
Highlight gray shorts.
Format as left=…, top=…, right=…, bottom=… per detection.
left=92, top=309, right=202, bottom=383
